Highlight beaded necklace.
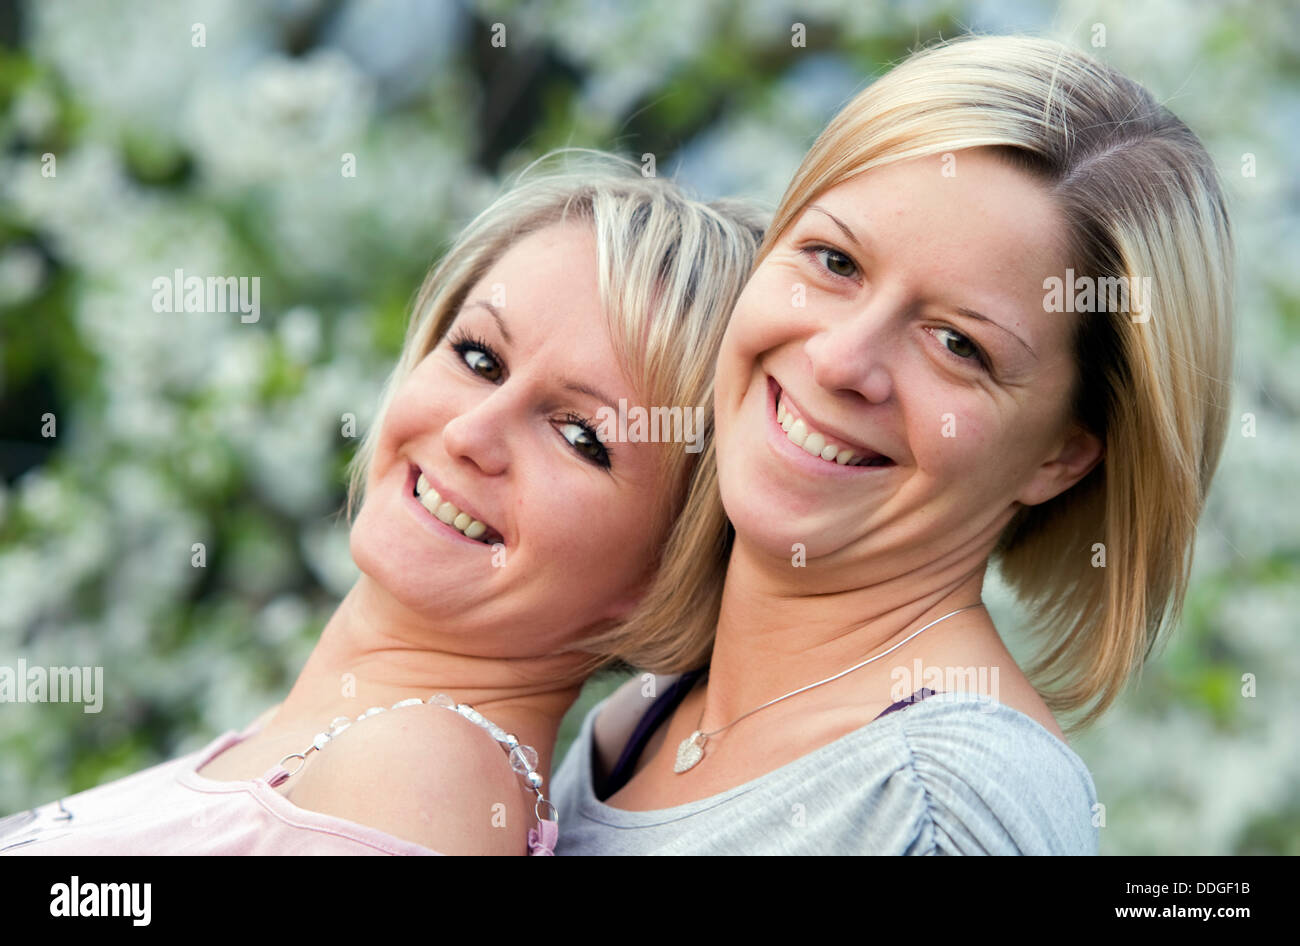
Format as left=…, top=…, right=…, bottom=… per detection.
left=266, top=692, right=558, bottom=853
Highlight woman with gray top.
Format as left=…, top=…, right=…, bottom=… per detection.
left=550, top=34, right=1235, bottom=854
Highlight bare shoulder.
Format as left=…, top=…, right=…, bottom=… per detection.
left=284, top=706, right=531, bottom=855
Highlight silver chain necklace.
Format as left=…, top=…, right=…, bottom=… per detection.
left=673, top=603, right=985, bottom=773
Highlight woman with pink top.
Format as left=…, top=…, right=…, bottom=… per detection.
left=0, top=153, right=764, bottom=855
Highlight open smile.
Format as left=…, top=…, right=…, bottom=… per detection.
left=765, top=376, right=897, bottom=476
left=403, top=464, right=505, bottom=546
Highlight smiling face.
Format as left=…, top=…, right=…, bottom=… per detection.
left=349, top=222, right=671, bottom=657
left=713, top=148, right=1103, bottom=573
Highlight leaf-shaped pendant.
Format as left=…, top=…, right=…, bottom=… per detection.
left=674, top=730, right=706, bottom=773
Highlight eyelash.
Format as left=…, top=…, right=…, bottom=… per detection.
left=449, top=329, right=500, bottom=377
left=446, top=329, right=612, bottom=469
left=800, top=243, right=992, bottom=373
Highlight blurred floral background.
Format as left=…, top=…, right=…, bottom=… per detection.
left=0, top=0, right=1296, bottom=855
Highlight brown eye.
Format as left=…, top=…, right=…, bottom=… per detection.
left=813, top=246, right=857, bottom=279
left=944, top=331, right=977, bottom=358
left=450, top=333, right=504, bottom=382
left=557, top=416, right=611, bottom=469
left=932, top=327, right=987, bottom=369
left=463, top=349, right=502, bottom=381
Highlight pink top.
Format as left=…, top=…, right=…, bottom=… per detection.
left=0, top=715, right=559, bottom=856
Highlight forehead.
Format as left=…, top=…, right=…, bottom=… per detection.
left=476, top=221, right=601, bottom=319
left=813, top=150, right=1065, bottom=261
left=459, top=221, right=640, bottom=394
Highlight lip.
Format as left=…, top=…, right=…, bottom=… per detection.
left=403, top=463, right=504, bottom=548
left=764, top=376, right=896, bottom=477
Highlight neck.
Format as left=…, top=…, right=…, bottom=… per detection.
left=701, top=527, right=1001, bottom=728
left=264, top=576, right=590, bottom=779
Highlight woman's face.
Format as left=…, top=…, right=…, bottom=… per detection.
left=713, top=148, right=1102, bottom=572
left=350, top=222, right=670, bottom=656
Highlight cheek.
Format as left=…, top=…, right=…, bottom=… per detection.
left=715, top=300, right=755, bottom=392
left=726, top=268, right=803, bottom=355
left=905, top=382, right=1002, bottom=476
left=716, top=273, right=796, bottom=415
left=374, top=374, right=453, bottom=461
left=542, top=486, right=658, bottom=579
left=365, top=419, right=410, bottom=500
left=909, top=391, right=1050, bottom=498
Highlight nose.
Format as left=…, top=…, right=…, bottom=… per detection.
left=440, top=388, right=514, bottom=476
left=803, top=296, right=899, bottom=404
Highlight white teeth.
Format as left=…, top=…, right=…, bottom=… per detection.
left=418, top=486, right=442, bottom=515
left=777, top=393, right=890, bottom=469
left=413, top=472, right=495, bottom=542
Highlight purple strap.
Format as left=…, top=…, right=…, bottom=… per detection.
left=601, top=669, right=707, bottom=799
left=872, top=687, right=939, bottom=719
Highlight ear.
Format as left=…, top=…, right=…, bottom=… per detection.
left=1015, top=422, right=1104, bottom=507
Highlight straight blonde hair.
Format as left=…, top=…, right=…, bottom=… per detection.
left=746, top=34, right=1233, bottom=733
left=344, top=150, right=765, bottom=673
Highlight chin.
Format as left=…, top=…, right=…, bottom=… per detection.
left=348, top=517, right=405, bottom=599
left=348, top=503, right=441, bottom=611
left=347, top=515, right=380, bottom=578
left=715, top=455, right=797, bottom=557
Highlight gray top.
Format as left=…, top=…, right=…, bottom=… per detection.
left=550, top=688, right=1099, bottom=855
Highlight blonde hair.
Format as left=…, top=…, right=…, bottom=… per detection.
left=344, top=150, right=765, bottom=671
left=741, top=34, right=1233, bottom=733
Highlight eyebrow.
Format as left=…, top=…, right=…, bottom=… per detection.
left=465, top=299, right=513, bottom=345
left=807, top=204, right=867, bottom=253
left=465, top=299, right=621, bottom=407
left=805, top=205, right=1036, bottom=360
left=954, top=307, right=1036, bottom=359
left=563, top=380, right=618, bottom=408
